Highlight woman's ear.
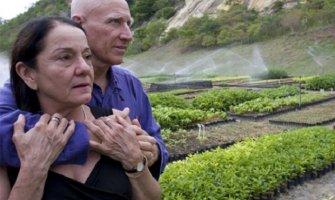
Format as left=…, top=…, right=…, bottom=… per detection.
left=15, top=62, right=38, bottom=90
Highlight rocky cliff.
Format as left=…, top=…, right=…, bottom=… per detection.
left=167, top=0, right=302, bottom=30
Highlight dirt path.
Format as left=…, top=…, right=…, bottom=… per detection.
left=276, top=170, right=335, bottom=200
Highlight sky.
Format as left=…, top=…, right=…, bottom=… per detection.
left=0, top=0, right=40, bottom=85
left=0, top=0, right=39, bottom=20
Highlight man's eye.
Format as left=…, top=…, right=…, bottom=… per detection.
left=128, top=18, right=134, bottom=27
left=110, top=18, right=122, bottom=25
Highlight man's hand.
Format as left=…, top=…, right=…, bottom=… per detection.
left=132, top=119, right=159, bottom=167
left=111, top=107, right=132, bottom=123
left=86, top=107, right=160, bottom=167
left=85, top=116, right=143, bottom=170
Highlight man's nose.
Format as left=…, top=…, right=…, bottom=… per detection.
left=120, top=23, right=133, bottom=41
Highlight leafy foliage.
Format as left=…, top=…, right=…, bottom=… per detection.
left=149, top=93, right=190, bottom=108
left=252, top=68, right=289, bottom=80
left=153, top=105, right=226, bottom=131
left=173, top=0, right=335, bottom=50
left=127, top=19, right=167, bottom=54
left=0, top=0, right=70, bottom=52
left=155, top=7, right=176, bottom=19
left=149, top=92, right=226, bottom=130
left=192, top=89, right=259, bottom=112
left=1, top=0, right=335, bottom=54
left=160, top=126, right=335, bottom=199
left=305, top=73, right=335, bottom=90
left=131, top=0, right=157, bottom=24
left=230, top=93, right=328, bottom=114
left=257, top=85, right=300, bottom=99
left=150, top=85, right=328, bottom=130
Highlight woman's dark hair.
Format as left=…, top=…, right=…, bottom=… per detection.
left=10, top=16, right=86, bottom=113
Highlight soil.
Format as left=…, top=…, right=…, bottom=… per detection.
left=164, top=97, right=335, bottom=199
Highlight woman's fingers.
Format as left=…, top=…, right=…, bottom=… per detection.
left=62, top=120, right=75, bottom=142
left=13, top=114, right=26, bottom=137
left=49, top=116, right=61, bottom=127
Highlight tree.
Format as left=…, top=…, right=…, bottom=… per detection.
left=306, top=0, right=325, bottom=9
left=154, top=0, right=169, bottom=10
left=271, top=1, right=284, bottom=13
left=132, top=0, right=156, bottom=23
left=202, top=35, right=216, bottom=47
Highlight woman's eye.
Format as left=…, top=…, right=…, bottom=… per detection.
left=59, top=54, right=71, bottom=61
left=84, top=53, right=92, bottom=60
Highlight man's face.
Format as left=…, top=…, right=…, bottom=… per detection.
left=81, top=0, right=133, bottom=66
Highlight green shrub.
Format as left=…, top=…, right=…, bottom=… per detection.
left=192, top=89, right=259, bottom=112
left=128, top=19, right=167, bottom=53
left=156, top=7, right=176, bottom=19
left=161, top=28, right=179, bottom=44
left=160, top=126, right=335, bottom=199
left=152, top=106, right=226, bottom=130
left=305, top=74, right=335, bottom=90
left=257, top=85, right=300, bottom=98
left=253, top=68, right=289, bottom=80
left=149, top=93, right=190, bottom=108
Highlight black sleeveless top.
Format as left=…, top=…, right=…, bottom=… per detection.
left=7, top=106, right=132, bottom=200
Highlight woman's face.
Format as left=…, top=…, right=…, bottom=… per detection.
left=33, top=23, right=93, bottom=110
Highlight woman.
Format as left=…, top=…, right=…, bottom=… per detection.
left=0, top=16, right=160, bottom=200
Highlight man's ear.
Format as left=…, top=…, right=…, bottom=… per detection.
left=15, top=62, right=38, bottom=90
left=72, top=15, right=85, bottom=24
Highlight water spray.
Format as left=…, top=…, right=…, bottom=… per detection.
left=197, top=123, right=206, bottom=140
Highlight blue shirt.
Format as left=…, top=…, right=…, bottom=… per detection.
left=0, top=66, right=168, bottom=178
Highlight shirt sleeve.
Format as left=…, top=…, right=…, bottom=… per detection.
left=135, top=80, right=169, bottom=179
left=0, top=80, right=89, bottom=167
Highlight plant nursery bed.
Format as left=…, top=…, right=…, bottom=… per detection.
left=269, top=99, right=335, bottom=126
left=228, top=95, right=335, bottom=121
left=163, top=97, right=335, bottom=200
left=165, top=120, right=294, bottom=161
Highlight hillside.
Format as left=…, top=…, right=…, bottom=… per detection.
left=166, top=0, right=296, bottom=31
left=1, top=0, right=335, bottom=81
left=123, top=0, right=335, bottom=79
left=124, top=26, right=335, bottom=78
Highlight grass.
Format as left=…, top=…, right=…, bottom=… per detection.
left=124, top=26, right=335, bottom=79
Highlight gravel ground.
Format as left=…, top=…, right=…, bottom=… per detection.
left=276, top=170, right=335, bottom=200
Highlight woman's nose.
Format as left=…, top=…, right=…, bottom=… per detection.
left=75, top=57, right=92, bottom=74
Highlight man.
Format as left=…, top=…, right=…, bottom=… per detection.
left=0, top=0, right=168, bottom=180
